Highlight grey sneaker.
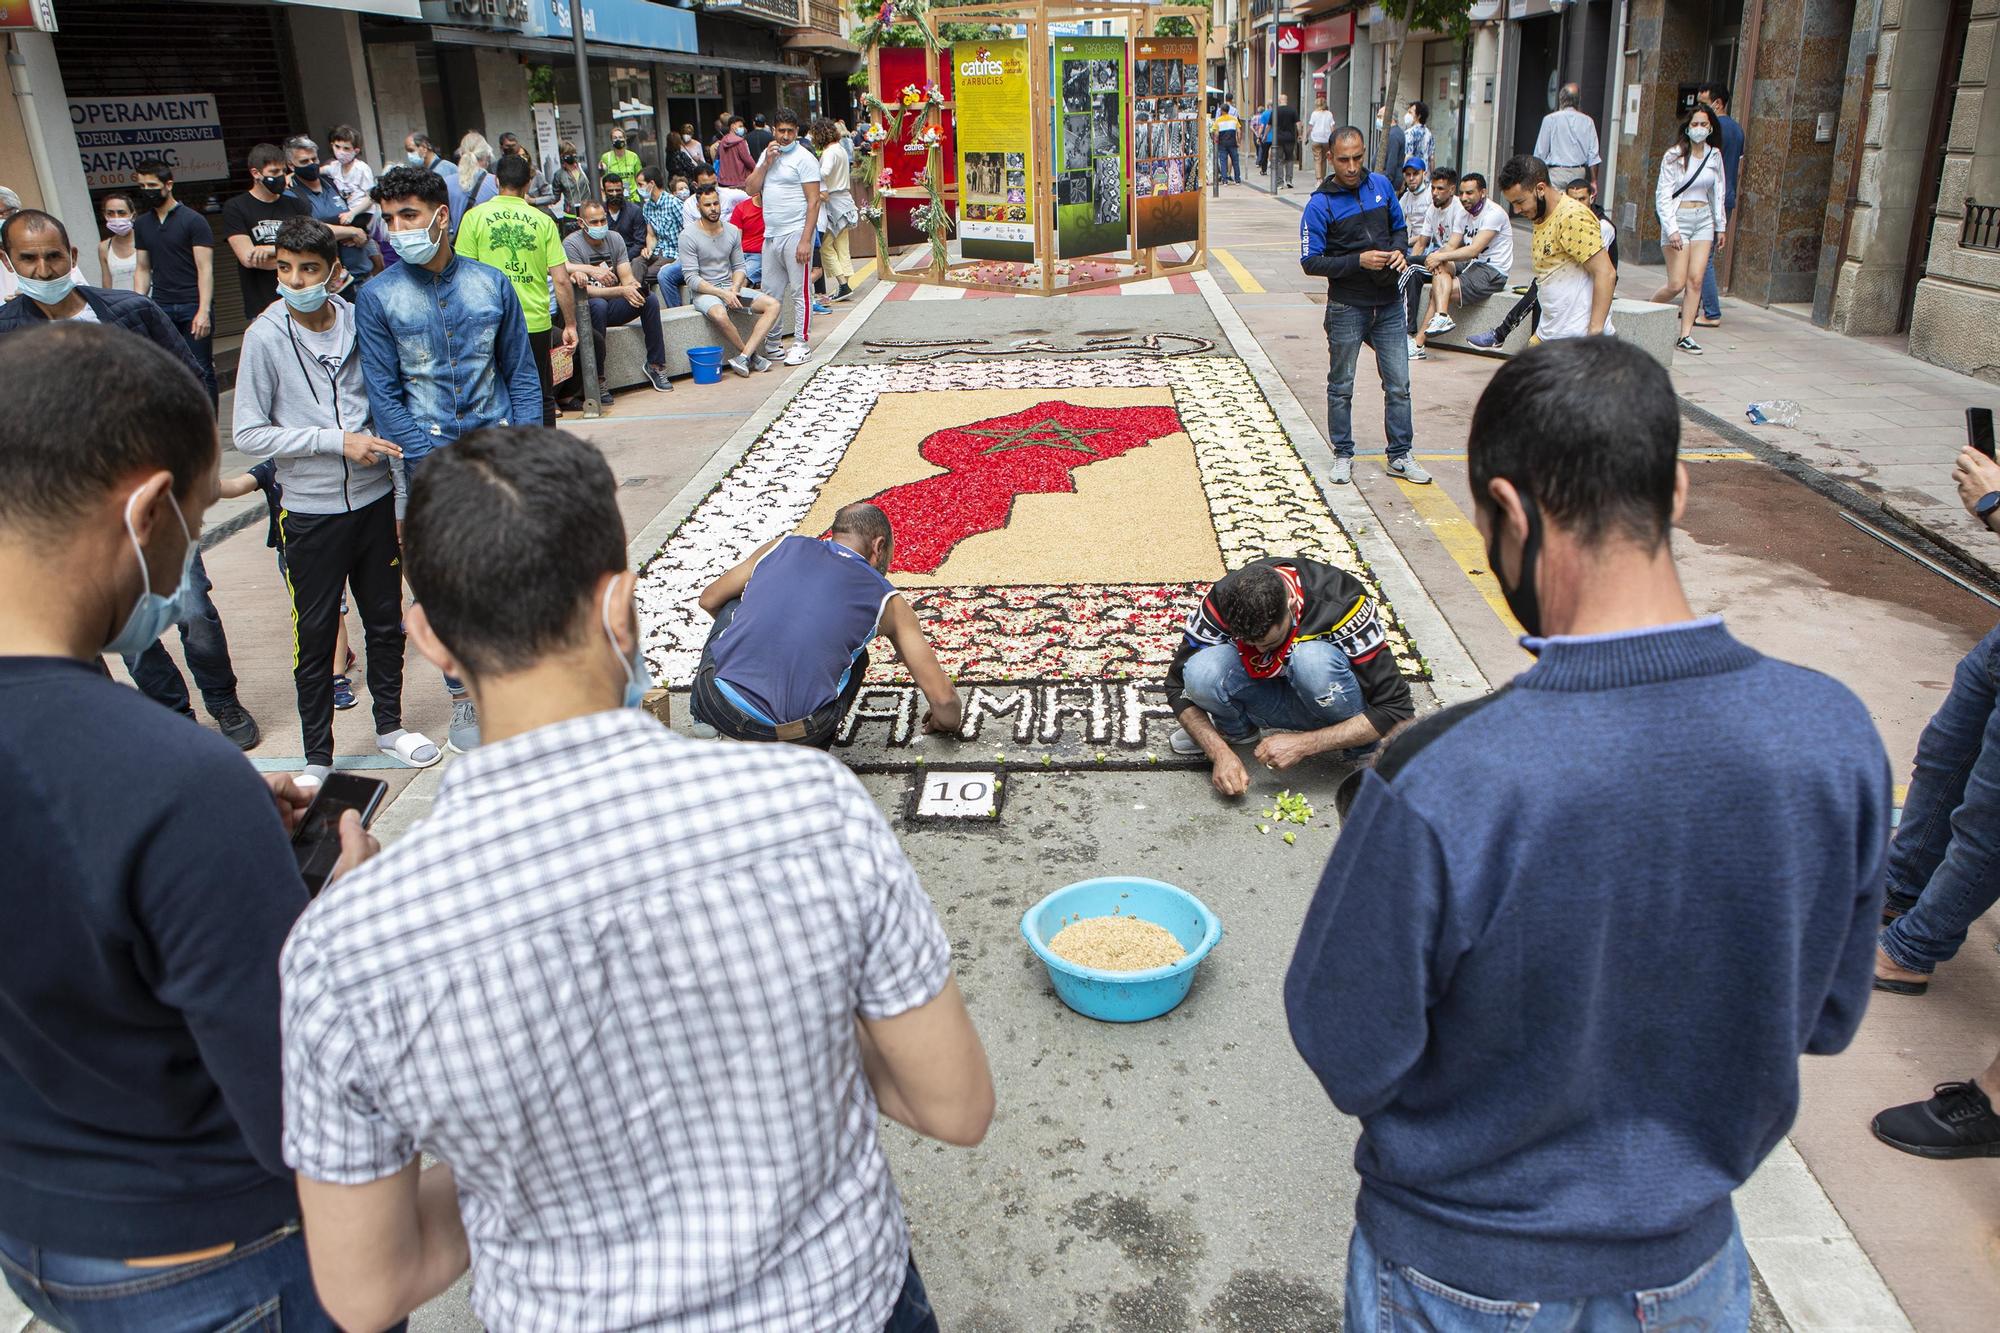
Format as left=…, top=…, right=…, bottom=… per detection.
left=1169, top=726, right=1203, bottom=755
left=1388, top=456, right=1434, bottom=485
left=1329, top=458, right=1353, bottom=485
left=726, top=354, right=752, bottom=378
left=749, top=353, right=775, bottom=373
left=644, top=364, right=674, bottom=392
left=447, top=695, right=481, bottom=754
left=689, top=722, right=719, bottom=739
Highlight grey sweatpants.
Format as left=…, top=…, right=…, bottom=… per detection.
left=759, top=228, right=811, bottom=355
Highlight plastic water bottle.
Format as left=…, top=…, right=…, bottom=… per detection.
left=1746, top=400, right=1801, bottom=428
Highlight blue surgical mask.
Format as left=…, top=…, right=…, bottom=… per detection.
left=388, top=208, right=445, bottom=265
left=12, top=267, right=78, bottom=305
left=406, top=150, right=424, bottom=166
left=586, top=224, right=609, bottom=241
left=601, top=582, right=652, bottom=710
left=104, top=488, right=199, bottom=658
left=279, top=279, right=330, bottom=313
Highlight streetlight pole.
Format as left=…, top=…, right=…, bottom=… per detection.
left=570, top=0, right=599, bottom=194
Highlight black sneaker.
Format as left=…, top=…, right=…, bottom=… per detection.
left=1872, top=1081, right=2000, bottom=1159
left=1675, top=335, right=1704, bottom=355
left=210, top=700, right=261, bottom=751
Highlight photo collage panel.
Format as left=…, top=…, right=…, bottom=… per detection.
left=1057, top=56, right=1125, bottom=230
left=1130, top=58, right=1201, bottom=200
left=961, top=150, right=1030, bottom=226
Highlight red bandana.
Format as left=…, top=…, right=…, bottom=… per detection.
left=1235, top=564, right=1305, bottom=679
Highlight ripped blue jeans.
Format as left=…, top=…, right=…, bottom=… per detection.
left=1180, top=640, right=1364, bottom=740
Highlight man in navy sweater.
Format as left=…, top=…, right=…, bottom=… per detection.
left=1301, top=126, right=1428, bottom=488
left=0, top=324, right=371, bottom=1329
left=1286, top=338, right=1887, bottom=1328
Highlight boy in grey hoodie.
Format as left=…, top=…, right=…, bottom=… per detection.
left=232, top=217, right=438, bottom=785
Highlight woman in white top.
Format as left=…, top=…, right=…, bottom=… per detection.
left=812, top=116, right=859, bottom=302
left=1650, top=103, right=1727, bottom=354
left=97, top=192, right=146, bottom=293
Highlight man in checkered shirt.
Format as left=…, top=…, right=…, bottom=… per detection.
left=279, top=426, right=995, bottom=1332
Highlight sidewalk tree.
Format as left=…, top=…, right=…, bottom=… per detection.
left=1375, top=1, right=1475, bottom=172
left=1153, top=0, right=1211, bottom=39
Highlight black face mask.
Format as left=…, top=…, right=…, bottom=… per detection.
left=295, top=162, right=321, bottom=183
left=612, top=139, right=626, bottom=150
left=135, top=187, right=164, bottom=208
left=259, top=174, right=285, bottom=193
left=605, top=194, right=624, bottom=208
left=563, top=155, right=578, bottom=166
left=1484, top=488, right=1544, bottom=638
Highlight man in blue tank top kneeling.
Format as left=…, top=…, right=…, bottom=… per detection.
left=693, top=502, right=964, bottom=748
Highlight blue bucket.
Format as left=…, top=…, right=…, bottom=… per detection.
left=1020, top=877, right=1222, bottom=1023
left=686, top=345, right=724, bottom=384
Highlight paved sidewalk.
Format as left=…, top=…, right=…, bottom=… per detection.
left=1620, top=258, right=2000, bottom=581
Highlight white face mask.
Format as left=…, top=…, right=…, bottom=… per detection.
left=1402, top=112, right=1416, bottom=128
left=1688, top=125, right=1711, bottom=144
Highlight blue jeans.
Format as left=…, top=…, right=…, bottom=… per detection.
left=745, top=251, right=763, bottom=286
left=1700, top=244, right=1721, bottom=321
left=882, top=1257, right=939, bottom=1333
left=153, top=300, right=217, bottom=405
left=1217, top=133, right=1241, bottom=182
left=1343, top=1220, right=1751, bottom=1332
left=652, top=258, right=685, bottom=307
left=1181, top=641, right=1364, bottom=739
left=1325, top=299, right=1413, bottom=461
left=122, top=550, right=240, bottom=716
left=1881, top=621, right=2000, bottom=972
left=0, top=1222, right=361, bottom=1332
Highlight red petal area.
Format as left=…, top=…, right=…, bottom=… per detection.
left=852, top=400, right=1185, bottom=574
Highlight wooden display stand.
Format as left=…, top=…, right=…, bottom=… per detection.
left=866, top=1, right=1208, bottom=296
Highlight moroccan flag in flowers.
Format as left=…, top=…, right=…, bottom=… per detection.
left=855, top=399, right=1183, bottom=574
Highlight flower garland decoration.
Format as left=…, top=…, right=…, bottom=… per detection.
left=854, top=0, right=952, bottom=278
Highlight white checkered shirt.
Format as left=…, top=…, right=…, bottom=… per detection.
left=280, top=710, right=952, bottom=1331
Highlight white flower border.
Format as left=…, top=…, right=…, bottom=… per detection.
left=637, top=356, right=1400, bottom=686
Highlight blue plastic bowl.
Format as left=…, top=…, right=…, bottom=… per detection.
left=1020, top=877, right=1223, bottom=1023
left=686, top=345, right=724, bottom=385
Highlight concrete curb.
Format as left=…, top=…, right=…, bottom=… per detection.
left=1190, top=268, right=1489, bottom=707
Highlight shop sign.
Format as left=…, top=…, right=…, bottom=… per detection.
left=1132, top=36, right=1201, bottom=253
left=69, top=94, right=229, bottom=190
left=1301, top=15, right=1353, bottom=53
left=1275, top=25, right=1303, bottom=56
left=532, top=0, right=696, bottom=53
left=955, top=38, right=1034, bottom=261
left=420, top=0, right=530, bottom=30
left=0, top=0, right=57, bottom=33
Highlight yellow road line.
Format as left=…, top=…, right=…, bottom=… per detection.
left=1211, top=247, right=1265, bottom=294
left=1378, top=462, right=1525, bottom=638
left=852, top=258, right=878, bottom=284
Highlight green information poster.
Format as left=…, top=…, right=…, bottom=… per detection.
left=1052, top=36, right=1127, bottom=260
left=1132, top=36, right=1202, bottom=250
left=953, top=39, right=1034, bottom=262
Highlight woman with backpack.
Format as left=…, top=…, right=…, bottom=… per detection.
left=1651, top=103, right=1726, bottom=355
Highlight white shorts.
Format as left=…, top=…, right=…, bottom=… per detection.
left=1674, top=202, right=1716, bottom=245
left=693, top=290, right=775, bottom=316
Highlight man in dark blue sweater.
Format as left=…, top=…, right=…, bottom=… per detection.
left=0, top=324, right=370, bottom=1329
left=1286, top=338, right=1888, bottom=1327
left=1300, top=126, right=1428, bottom=488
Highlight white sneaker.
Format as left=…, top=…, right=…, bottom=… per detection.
left=783, top=344, right=810, bottom=366
left=1407, top=337, right=1428, bottom=361
left=1329, top=458, right=1353, bottom=485
left=1424, top=314, right=1455, bottom=335
left=1387, top=456, right=1434, bottom=485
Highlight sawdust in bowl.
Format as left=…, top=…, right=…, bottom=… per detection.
left=1048, top=913, right=1187, bottom=971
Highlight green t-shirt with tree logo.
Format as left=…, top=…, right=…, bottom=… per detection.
left=455, top=193, right=565, bottom=333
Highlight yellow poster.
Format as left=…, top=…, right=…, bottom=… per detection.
left=953, top=39, right=1034, bottom=261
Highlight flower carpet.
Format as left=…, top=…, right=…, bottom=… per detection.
left=636, top=354, right=1420, bottom=762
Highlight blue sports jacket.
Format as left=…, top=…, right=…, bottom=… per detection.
left=356, top=252, right=541, bottom=467
left=1299, top=170, right=1408, bottom=308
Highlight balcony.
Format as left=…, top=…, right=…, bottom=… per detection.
left=784, top=0, right=857, bottom=55
left=731, top=0, right=805, bottom=27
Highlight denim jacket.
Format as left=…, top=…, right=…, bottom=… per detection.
left=355, top=252, right=541, bottom=467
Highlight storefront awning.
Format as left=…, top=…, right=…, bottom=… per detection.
left=277, top=0, right=424, bottom=16
left=428, top=24, right=797, bottom=79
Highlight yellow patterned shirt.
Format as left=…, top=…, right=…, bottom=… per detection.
left=1531, top=194, right=1612, bottom=340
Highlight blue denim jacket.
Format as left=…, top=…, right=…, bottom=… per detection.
left=356, top=252, right=541, bottom=467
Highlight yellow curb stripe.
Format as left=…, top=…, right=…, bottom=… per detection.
left=852, top=258, right=878, bottom=285
left=1211, top=247, right=1265, bottom=294
left=1377, top=462, right=1526, bottom=638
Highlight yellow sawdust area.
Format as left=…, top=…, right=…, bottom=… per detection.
left=795, top=387, right=1226, bottom=588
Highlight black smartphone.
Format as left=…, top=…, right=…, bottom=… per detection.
left=292, top=773, right=388, bottom=897
left=1968, top=407, right=1996, bottom=460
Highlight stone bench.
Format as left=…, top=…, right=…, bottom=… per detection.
left=597, top=304, right=765, bottom=387
left=1427, top=289, right=1680, bottom=366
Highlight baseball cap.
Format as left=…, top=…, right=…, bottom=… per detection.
left=1403, top=157, right=1428, bottom=172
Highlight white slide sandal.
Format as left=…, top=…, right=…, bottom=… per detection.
left=377, top=729, right=443, bottom=768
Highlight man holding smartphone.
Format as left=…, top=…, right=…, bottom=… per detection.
left=0, top=323, right=375, bottom=1328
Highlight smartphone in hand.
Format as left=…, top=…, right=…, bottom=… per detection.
left=292, top=773, right=387, bottom=897
left=1967, top=407, right=1996, bottom=460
